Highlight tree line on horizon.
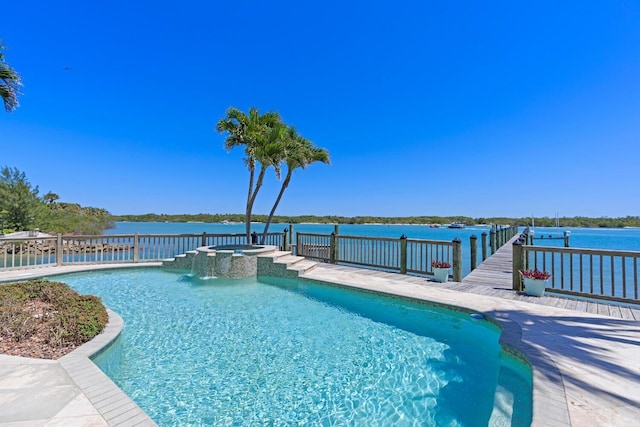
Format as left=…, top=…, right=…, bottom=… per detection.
left=110, top=213, right=640, bottom=229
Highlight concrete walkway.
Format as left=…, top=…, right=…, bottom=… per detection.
left=1, top=262, right=640, bottom=426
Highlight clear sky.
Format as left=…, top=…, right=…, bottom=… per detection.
left=2, top=1, right=639, bottom=218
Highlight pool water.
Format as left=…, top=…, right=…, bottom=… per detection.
left=54, top=269, right=532, bottom=426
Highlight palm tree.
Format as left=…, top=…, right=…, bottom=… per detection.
left=43, top=192, right=60, bottom=204
left=216, top=107, right=282, bottom=242
left=261, top=126, right=330, bottom=243
left=0, top=42, right=22, bottom=112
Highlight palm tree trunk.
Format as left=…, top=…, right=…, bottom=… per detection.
left=261, top=171, right=292, bottom=244
left=246, top=166, right=268, bottom=244
left=244, top=166, right=255, bottom=242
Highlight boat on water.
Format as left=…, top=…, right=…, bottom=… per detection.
left=448, top=222, right=466, bottom=229
left=429, top=224, right=441, bottom=228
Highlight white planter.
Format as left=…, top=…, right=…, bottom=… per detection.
left=433, top=267, right=450, bottom=283
left=523, top=277, right=548, bottom=297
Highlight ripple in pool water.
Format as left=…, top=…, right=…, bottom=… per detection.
left=54, top=269, right=532, bottom=426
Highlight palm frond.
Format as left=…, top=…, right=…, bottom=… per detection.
left=0, top=43, right=22, bottom=112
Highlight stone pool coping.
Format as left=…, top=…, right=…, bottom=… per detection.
left=58, top=308, right=157, bottom=426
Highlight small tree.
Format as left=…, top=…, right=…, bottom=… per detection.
left=0, top=167, right=40, bottom=231
left=0, top=42, right=22, bottom=112
left=43, top=192, right=60, bottom=204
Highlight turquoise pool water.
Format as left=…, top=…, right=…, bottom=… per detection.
left=54, top=269, right=532, bottom=426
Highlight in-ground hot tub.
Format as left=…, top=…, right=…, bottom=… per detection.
left=191, top=244, right=277, bottom=278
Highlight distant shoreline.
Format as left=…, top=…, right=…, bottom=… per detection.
left=111, top=215, right=640, bottom=229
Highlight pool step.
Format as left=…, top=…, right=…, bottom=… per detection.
left=257, top=251, right=318, bottom=278
left=164, top=249, right=319, bottom=278
left=162, top=250, right=197, bottom=270
left=287, top=259, right=318, bottom=275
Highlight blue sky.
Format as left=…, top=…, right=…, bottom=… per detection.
left=2, top=1, right=639, bottom=218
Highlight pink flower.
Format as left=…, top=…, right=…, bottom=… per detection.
left=432, top=260, right=451, bottom=269
left=520, top=269, right=551, bottom=280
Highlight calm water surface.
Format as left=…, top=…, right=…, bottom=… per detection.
left=107, top=222, right=640, bottom=251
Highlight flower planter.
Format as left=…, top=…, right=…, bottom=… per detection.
left=523, top=277, right=548, bottom=297
left=432, top=267, right=450, bottom=283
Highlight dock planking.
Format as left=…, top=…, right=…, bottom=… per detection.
left=440, top=234, right=640, bottom=321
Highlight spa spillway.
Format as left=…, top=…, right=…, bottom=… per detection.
left=190, top=244, right=277, bottom=278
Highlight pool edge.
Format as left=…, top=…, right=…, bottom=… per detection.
left=59, top=308, right=158, bottom=426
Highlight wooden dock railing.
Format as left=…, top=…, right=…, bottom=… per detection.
left=0, top=224, right=518, bottom=282
left=0, top=232, right=286, bottom=270
left=294, top=224, right=519, bottom=281
left=513, top=228, right=640, bottom=303
left=296, top=231, right=462, bottom=281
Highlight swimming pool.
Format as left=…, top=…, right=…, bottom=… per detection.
left=54, top=269, right=532, bottom=426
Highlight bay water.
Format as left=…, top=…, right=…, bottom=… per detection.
left=107, top=221, right=640, bottom=252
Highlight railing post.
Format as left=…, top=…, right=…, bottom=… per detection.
left=133, top=233, right=139, bottom=263
left=330, top=232, right=337, bottom=264
left=400, top=234, right=408, bottom=274
left=251, top=232, right=258, bottom=245
left=56, top=233, right=63, bottom=266
left=513, top=239, right=525, bottom=291
left=490, top=225, right=497, bottom=255
left=564, top=230, right=571, bottom=248
left=334, top=224, right=339, bottom=235
left=481, top=232, right=488, bottom=261
left=289, top=224, right=294, bottom=248
left=201, top=232, right=207, bottom=247
left=470, top=235, right=477, bottom=271
left=452, top=238, right=462, bottom=282
left=282, top=228, right=289, bottom=251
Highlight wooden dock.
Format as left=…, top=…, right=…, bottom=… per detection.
left=462, top=236, right=517, bottom=290
left=430, top=235, right=640, bottom=320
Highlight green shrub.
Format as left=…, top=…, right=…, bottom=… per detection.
left=0, top=279, right=108, bottom=347
left=59, top=295, right=109, bottom=343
